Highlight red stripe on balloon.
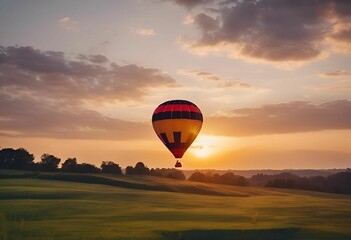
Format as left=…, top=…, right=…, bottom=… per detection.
left=154, top=104, right=201, bottom=114
left=170, top=148, right=187, bottom=158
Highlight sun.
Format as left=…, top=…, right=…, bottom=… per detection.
left=189, top=135, right=216, bottom=158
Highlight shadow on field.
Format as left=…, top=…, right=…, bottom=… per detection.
left=159, top=228, right=351, bottom=240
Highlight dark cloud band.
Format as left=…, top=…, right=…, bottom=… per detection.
left=0, top=46, right=176, bottom=103
left=175, top=0, right=351, bottom=62
left=206, top=100, right=351, bottom=136
left=0, top=45, right=177, bottom=140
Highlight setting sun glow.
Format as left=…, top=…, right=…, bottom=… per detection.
left=190, top=135, right=217, bottom=158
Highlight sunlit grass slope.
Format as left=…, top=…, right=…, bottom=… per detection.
left=0, top=171, right=350, bottom=240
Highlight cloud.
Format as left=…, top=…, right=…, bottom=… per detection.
left=178, top=69, right=251, bottom=88
left=316, top=80, right=351, bottom=91
left=179, top=69, right=220, bottom=81
left=191, top=145, right=204, bottom=150
left=0, top=46, right=176, bottom=103
left=0, top=45, right=177, bottom=140
left=58, top=17, right=80, bottom=31
left=205, top=100, right=351, bottom=136
left=216, top=81, right=251, bottom=88
left=0, top=93, right=152, bottom=140
left=132, top=27, right=155, bottom=36
left=176, top=0, right=351, bottom=63
left=317, top=70, right=351, bottom=90
left=77, top=54, right=109, bottom=64
left=320, top=70, right=350, bottom=77
left=183, top=15, right=195, bottom=25
left=327, top=1, right=351, bottom=52
left=169, top=0, right=212, bottom=9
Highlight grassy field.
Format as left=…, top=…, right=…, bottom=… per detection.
left=0, top=171, right=350, bottom=240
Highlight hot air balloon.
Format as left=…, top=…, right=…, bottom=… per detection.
left=152, top=100, right=203, bottom=167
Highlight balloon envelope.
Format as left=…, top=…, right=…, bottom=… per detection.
left=152, top=100, right=203, bottom=158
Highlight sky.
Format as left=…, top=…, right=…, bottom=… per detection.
left=0, top=0, right=350, bottom=170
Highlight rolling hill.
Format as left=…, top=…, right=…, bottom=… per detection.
left=0, top=170, right=350, bottom=240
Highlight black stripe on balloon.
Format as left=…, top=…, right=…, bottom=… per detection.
left=160, top=133, right=170, bottom=145
left=159, top=100, right=194, bottom=106
left=152, top=111, right=203, bottom=122
left=160, top=132, right=192, bottom=150
left=173, top=132, right=181, bottom=144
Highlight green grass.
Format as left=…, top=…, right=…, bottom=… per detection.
left=0, top=171, right=350, bottom=239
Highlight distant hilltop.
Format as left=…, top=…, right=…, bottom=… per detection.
left=182, top=169, right=348, bottom=179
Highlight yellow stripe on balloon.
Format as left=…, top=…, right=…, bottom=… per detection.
left=152, top=119, right=202, bottom=144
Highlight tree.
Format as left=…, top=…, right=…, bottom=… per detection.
left=125, top=166, right=134, bottom=175
left=166, top=169, right=186, bottom=180
left=266, top=179, right=295, bottom=189
left=101, top=161, right=122, bottom=174
left=75, top=163, right=100, bottom=173
left=188, top=172, right=207, bottom=182
left=188, top=171, right=249, bottom=186
left=0, top=148, right=15, bottom=169
left=250, top=172, right=299, bottom=186
left=0, top=148, right=34, bottom=170
left=327, top=171, right=351, bottom=194
left=40, top=154, right=61, bottom=172
left=133, top=162, right=150, bottom=175
left=149, top=168, right=163, bottom=177
left=236, top=176, right=249, bottom=186
left=61, top=158, right=78, bottom=172
left=219, top=172, right=237, bottom=185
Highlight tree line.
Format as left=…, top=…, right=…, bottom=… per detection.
left=1, top=147, right=350, bottom=194
left=0, top=147, right=185, bottom=180
left=187, top=170, right=351, bottom=194
left=251, top=171, right=351, bottom=194
left=0, top=147, right=119, bottom=173
left=188, top=171, right=249, bottom=186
